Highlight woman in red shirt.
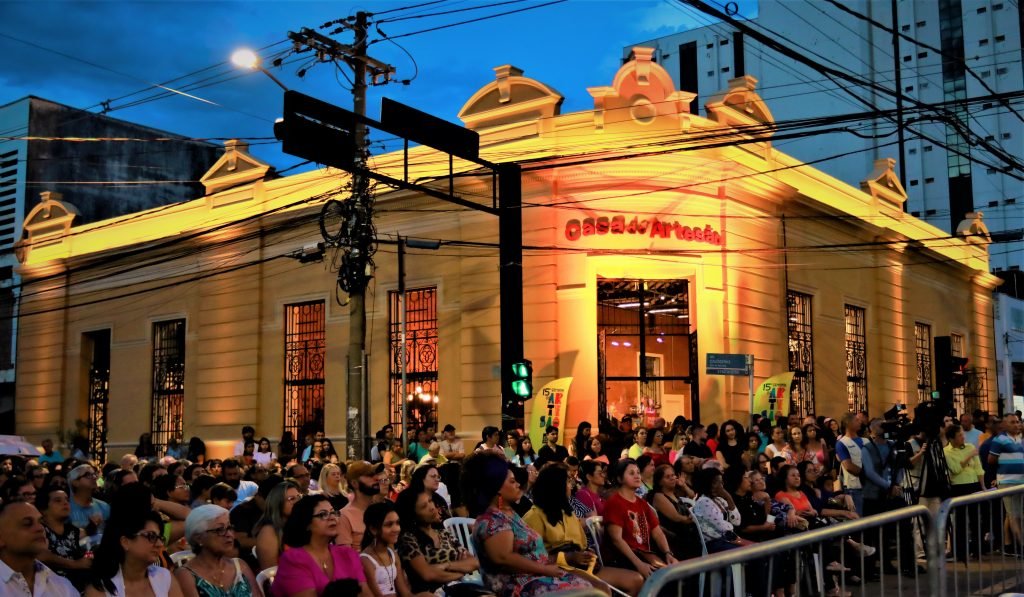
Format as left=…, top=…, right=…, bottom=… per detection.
left=602, top=458, right=677, bottom=579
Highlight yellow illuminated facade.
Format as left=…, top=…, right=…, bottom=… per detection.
left=15, top=50, right=999, bottom=459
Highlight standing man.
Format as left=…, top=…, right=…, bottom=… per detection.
left=682, top=425, right=712, bottom=459
left=961, top=413, right=982, bottom=448
left=438, top=425, right=466, bottom=462
left=0, top=501, right=77, bottom=596
left=988, top=413, right=1024, bottom=553
left=862, top=418, right=914, bottom=573
left=233, top=426, right=256, bottom=457
left=337, top=461, right=384, bottom=549
left=536, top=426, right=569, bottom=468
left=836, top=413, right=865, bottom=515
left=36, top=440, right=62, bottom=467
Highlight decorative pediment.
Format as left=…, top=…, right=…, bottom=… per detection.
left=956, top=211, right=992, bottom=245
left=458, top=65, right=564, bottom=132
left=18, top=191, right=80, bottom=263
left=860, top=158, right=907, bottom=208
left=199, top=140, right=271, bottom=195
left=705, top=75, right=775, bottom=136
left=586, top=47, right=696, bottom=130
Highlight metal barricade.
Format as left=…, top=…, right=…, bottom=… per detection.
left=639, top=504, right=932, bottom=597
left=930, top=484, right=1024, bottom=597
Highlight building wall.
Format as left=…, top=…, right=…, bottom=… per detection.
left=13, top=56, right=1001, bottom=459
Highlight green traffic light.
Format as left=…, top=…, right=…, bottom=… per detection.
left=512, top=379, right=532, bottom=398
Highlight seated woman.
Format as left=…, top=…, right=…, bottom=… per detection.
left=85, top=511, right=185, bottom=596
left=254, top=481, right=301, bottom=571
left=574, top=460, right=607, bottom=518
left=394, top=488, right=486, bottom=596
left=271, top=495, right=369, bottom=596
left=359, top=502, right=423, bottom=597
left=603, top=458, right=678, bottom=579
left=318, top=464, right=350, bottom=511
left=174, top=505, right=262, bottom=597
left=647, top=464, right=698, bottom=559
left=461, top=451, right=593, bottom=597
left=408, top=464, right=451, bottom=522
left=690, top=468, right=748, bottom=553
left=524, top=464, right=644, bottom=594
left=36, top=485, right=91, bottom=590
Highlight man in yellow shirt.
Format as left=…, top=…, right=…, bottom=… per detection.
left=944, top=424, right=985, bottom=562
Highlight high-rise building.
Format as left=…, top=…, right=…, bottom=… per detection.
left=0, top=96, right=220, bottom=432
left=629, top=0, right=1022, bottom=271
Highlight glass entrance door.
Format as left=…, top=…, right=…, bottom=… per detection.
left=597, top=279, right=698, bottom=427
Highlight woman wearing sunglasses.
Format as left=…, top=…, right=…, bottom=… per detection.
left=271, top=495, right=369, bottom=596
left=175, top=505, right=262, bottom=597
left=85, top=511, right=185, bottom=596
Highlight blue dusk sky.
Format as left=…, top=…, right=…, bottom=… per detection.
left=0, top=0, right=758, bottom=169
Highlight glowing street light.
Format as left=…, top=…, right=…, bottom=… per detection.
left=230, top=48, right=289, bottom=91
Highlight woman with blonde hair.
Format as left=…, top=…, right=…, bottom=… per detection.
left=318, top=463, right=350, bottom=511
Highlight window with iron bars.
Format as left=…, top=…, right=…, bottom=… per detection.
left=916, top=323, right=933, bottom=403
left=283, top=301, right=326, bottom=441
left=389, top=287, right=439, bottom=431
left=845, top=305, right=868, bottom=413
left=151, top=319, right=185, bottom=454
left=787, top=291, right=815, bottom=416
left=85, top=330, right=111, bottom=464
left=951, top=332, right=966, bottom=413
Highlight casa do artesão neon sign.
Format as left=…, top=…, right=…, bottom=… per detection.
left=564, top=214, right=724, bottom=246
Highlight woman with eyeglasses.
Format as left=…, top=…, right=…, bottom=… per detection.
left=85, top=511, right=185, bottom=596
left=175, top=505, right=262, bottom=597
left=408, top=464, right=451, bottom=522
left=574, top=460, right=607, bottom=517
left=271, top=495, right=368, bottom=597
left=154, top=474, right=193, bottom=508
left=254, top=481, right=301, bottom=571
left=36, top=485, right=92, bottom=590
left=1, top=475, right=36, bottom=503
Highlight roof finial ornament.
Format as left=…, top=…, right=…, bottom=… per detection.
left=493, top=65, right=524, bottom=103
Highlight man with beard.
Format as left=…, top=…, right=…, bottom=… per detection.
left=336, top=461, right=384, bottom=549
left=219, top=459, right=257, bottom=507
left=0, top=501, right=77, bottom=596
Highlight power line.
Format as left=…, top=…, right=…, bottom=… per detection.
left=370, top=0, right=568, bottom=42
left=376, top=0, right=534, bottom=23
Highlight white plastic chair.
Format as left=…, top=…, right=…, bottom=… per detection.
left=443, top=516, right=477, bottom=556
left=170, top=550, right=195, bottom=568
left=688, top=503, right=743, bottom=596
left=255, top=566, right=277, bottom=594
left=583, top=516, right=605, bottom=568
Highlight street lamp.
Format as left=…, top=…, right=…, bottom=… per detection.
left=231, top=48, right=289, bottom=91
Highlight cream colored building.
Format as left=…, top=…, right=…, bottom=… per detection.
left=14, top=50, right=999, bottom=461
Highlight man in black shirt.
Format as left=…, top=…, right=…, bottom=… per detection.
left=682, top=424, right=713, bottom=459
left=535, top=426, right=569, bottom=468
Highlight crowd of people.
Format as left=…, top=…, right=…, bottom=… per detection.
left=0, top=406, right=1015, bottom=597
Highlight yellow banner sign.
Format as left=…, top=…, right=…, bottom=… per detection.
left=753, top=372, right=795, bottom=425
left=524, top=377, right=573, bottom=445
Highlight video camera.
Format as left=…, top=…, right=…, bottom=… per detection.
left=881, top=403, right=916, bottom=443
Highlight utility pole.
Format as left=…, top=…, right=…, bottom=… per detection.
left=288, top=14, right=394, bottom=460
left=891, top=0, right=907, bottom=191
left=347, top=11, right=371, bottom=462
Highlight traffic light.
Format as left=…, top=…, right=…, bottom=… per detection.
left=510, top=359, right=533, bottom=400
left=935, top=336, right=969, bottom=403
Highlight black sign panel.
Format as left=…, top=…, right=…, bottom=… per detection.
left=380, top=97, right=479, bottom=162
left=275, top=90, right=357, bottom=170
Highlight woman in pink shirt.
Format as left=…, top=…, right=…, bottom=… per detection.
left=272, top=495, right=369, bottom=597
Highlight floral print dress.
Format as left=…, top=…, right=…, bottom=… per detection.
left=473, top=509, right=591, bottom=597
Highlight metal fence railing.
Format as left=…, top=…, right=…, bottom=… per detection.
left=930, top=484, right=1024, bottom=597
left=638, top=504, right=933, bottom=597
left=636, top=485, right=1024, bottom=597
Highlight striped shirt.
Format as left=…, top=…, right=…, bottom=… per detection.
left=989, top=433, right=1024, bottom=486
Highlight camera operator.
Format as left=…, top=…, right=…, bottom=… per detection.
left=836, top=413, right=865, bottom=516
left=863, top=418, right=916, bottom=575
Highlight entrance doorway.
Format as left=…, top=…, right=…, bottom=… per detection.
left=597, top=279, right=698, bottom=427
